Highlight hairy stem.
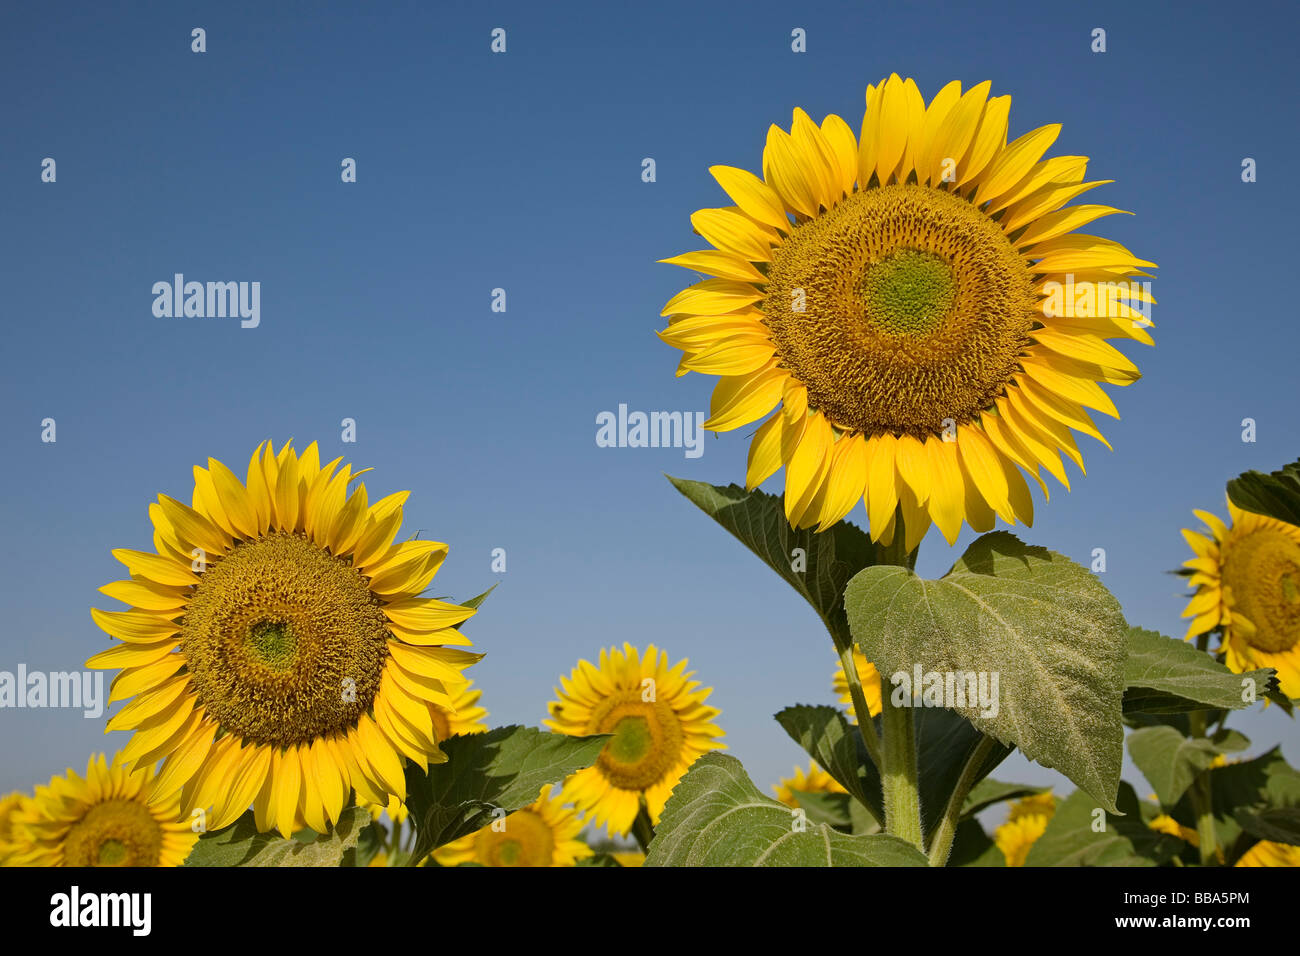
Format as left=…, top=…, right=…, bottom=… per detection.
left=927, top=735, right=996, bottom=866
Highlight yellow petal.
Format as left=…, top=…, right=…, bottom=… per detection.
left=709, top=165, right=790, bottom=230
left=659, top=250, right=767, bottom=283
left=705, top=363, right=785, bottom=432
left=745, top=414, right=784, bottom=489
left=691, top=207, right=777, bottom=262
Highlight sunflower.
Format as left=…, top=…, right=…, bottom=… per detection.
left=832, top=646, right=883, bottom=720
left=0, top=791, right=24, bottom=865
left=545, top=644, right=725, bottom=835
left=5, top=754, right=198, bottom=867
left=1236, top=840, right=1300, bottom=867
left=659, top=74, right=1154, bottom=549
left=364, top=679, right=489, bottom=822
left=611, top=850, right=646, bottom=867
left=993, top=791, right=1055, bottom=867
left=773, top=761, right=847, bottom=807
left=1181, top=499, right=1300, bottom=698
left=87, top=440, right=482, bottom=838
left=432, top=785, right=591, bottom=867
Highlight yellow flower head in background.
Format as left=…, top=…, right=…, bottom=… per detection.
left=993, top=791, right=1056, bottom=867
left=0, top=791, right=25, bottom=865
left=832, top=646, right=883, bottom=720
left=1235, top=840, right=1300, bottom=867
left=1181, top=499, right=1300, bottom=698
left=87, top=440, right=482, bottom=838
left=660, top=74, right=1154, bottom=549
left=545, top=644, right=725, bottom=835
left=773, top=761, right=847, bottom=807
left=433, top=784, right=591, bottom=867
left=5, top=754, right=198, bottom=867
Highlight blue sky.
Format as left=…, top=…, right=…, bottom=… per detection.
left=1, top=0, right=1296, bottom=816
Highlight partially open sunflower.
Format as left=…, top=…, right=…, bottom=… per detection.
left=1181, top=499, right=1300, bottom=698
left=6, top=754, right=198, bottom=867
left=87, top=440, right=482, bottom=838
left=660, top=74, right=1155, bottom=548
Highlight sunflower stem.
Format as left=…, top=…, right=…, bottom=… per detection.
left=631, top=802, right=656, bottom=855
left=873, top=507, right=923, bottom=849
left=834, top=635, right=883, bottom=769
left=926, top=735, right=995, bottom=866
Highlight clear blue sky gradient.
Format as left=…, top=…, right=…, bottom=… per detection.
left=2, top=1, right=1297, bottom=814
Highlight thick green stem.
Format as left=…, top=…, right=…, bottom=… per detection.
left=880, top=674, right=922, bottom=847
left=871, top=507, right=923, bottom=849
left=927, top=735, right=995, bottom=866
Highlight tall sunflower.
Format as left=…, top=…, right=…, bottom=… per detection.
left=659, top=74, right=1154, bottom=549
left=545, top=644, right=724, bottom=835
left=5, top=754, right=198, bottom=867
left=87, top=440, right=482, bottom=838
left=993, top=791, right=1056, bottom=867
left=432, top=784, right=591, bottom=867
left=832, top=646, right=883, bottom=720
left=1181, top=499, right=1300, bottom=698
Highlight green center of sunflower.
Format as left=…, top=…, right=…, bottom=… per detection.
left=63, top=799, right=162, bottom=867
left=763, top=183, right=1037, bottom=438
left=474, top=809, right=554, bottom=867
left=179, top=532, right=391, bottom=747
left=246, top=620, right=298, bottom=671
left=858, top=248, right=957, bottom=337
left=608, top=716, right=653, bottom=764
left=1222, top=527, right=1300, bottom=654
left=589, top=697, right=684, bottom=792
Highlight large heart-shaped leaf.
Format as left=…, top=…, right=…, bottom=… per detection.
left=846, top=532, right=1127, bottom=811
left=644, top=754, right=928, bottom=867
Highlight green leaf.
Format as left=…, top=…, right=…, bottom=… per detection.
left=948, top=817, right=1005, bottom=867
left=1227, top=458, right=1300, bottom=526
left=645, top=754, right=929, bottom=867
left=1123, top=627, right=1273, bottom=714
left=1024, top=783, right=1183, bottom=866
left=913, top=708, right=1012, bottom=836
left=340, top=819, right=384, bottom=867
left=668, top=477, right=888, bottom=651
left=1234, top=807, right=1300, bottom=846
left=962, top=778, right=1049, bottom=819
left=185, top=806, right=368, bottom=867
left=403, top=725, right=608, bottom=861
left=846, top=532, right=1127, bottom=812
left=789, top=789, right=853, bottom=830
left=1170, top=746, right=1300, bottom=854
left=774, top=705, right=881, bottom=820
left=1127, top=726, right=1224, bottom=806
